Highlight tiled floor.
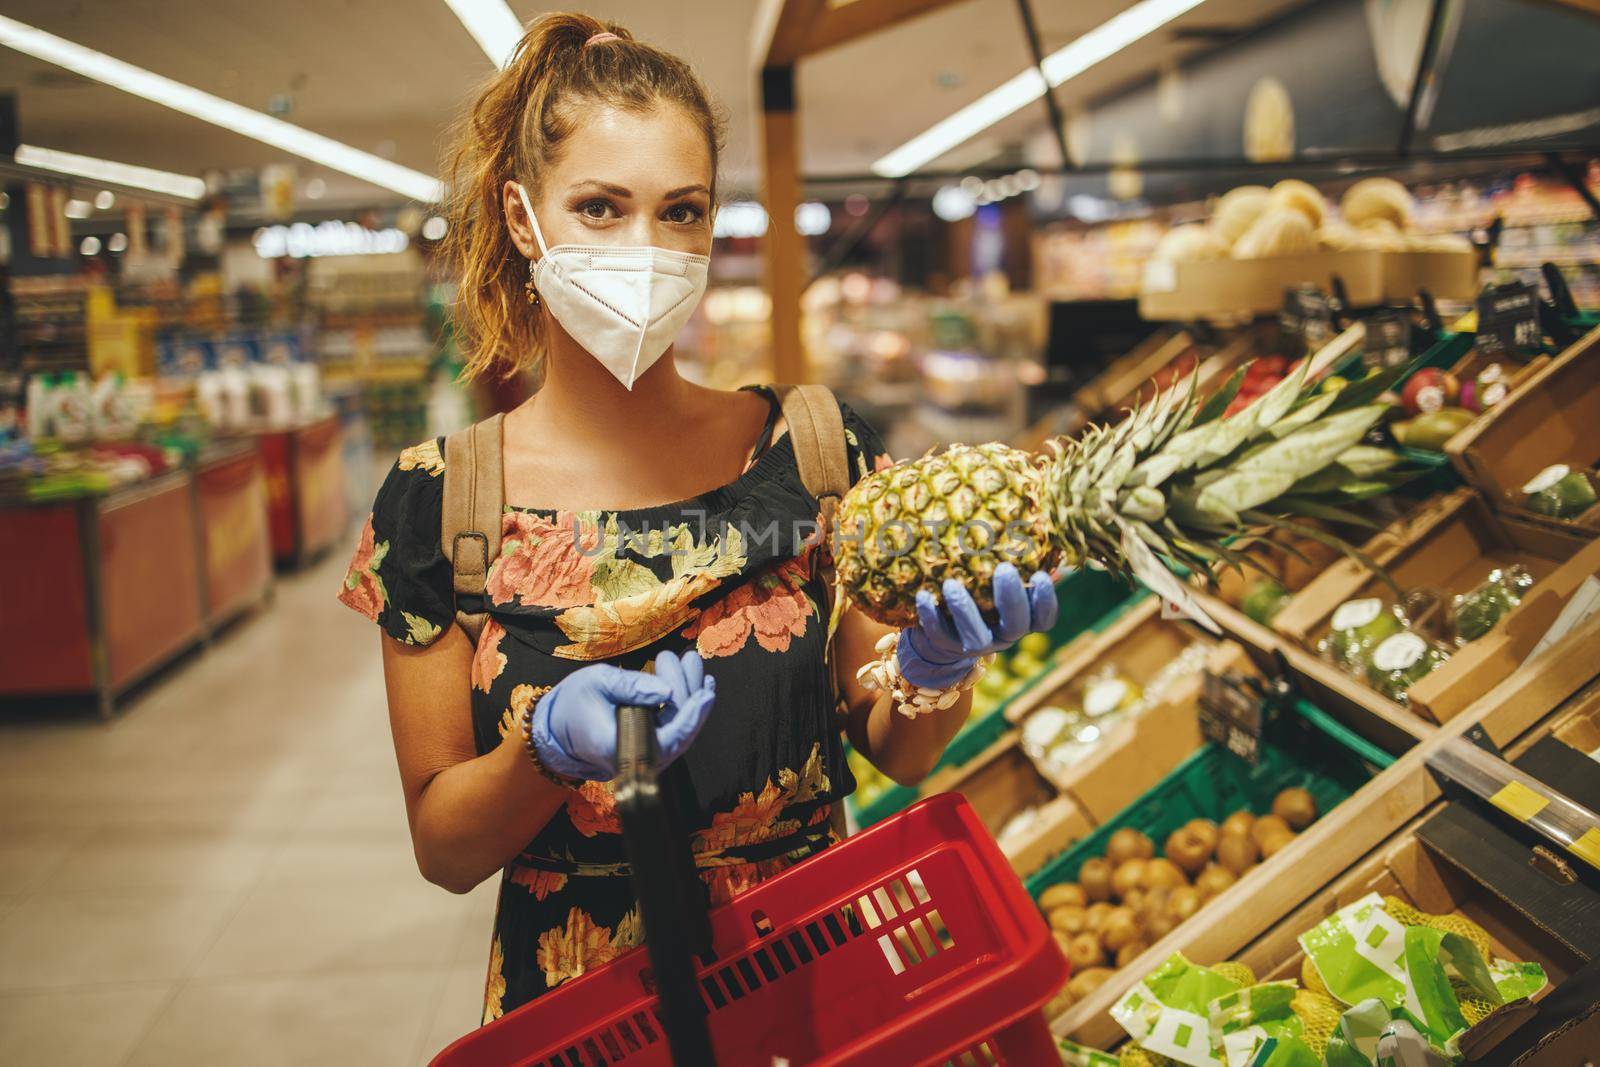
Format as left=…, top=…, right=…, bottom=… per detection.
left=0, top=547, right=497, bottom=1066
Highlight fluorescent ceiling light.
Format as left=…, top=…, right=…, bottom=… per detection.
left=15, top=144, right=206, bottom=200
left=872, top=0, right=1209, bottom=177
left=442, top=0, right=525, bottom=68
left=0, top=15, right=443, bottom=202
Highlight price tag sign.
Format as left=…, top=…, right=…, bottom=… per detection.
left=1476, top=281, right=1541, bottom=359
left=1199, top=670, right=1269, bottom=764
left=1280, top=286, right=1334, bottom=360
left=1363, top=310, right=1413, bottom=369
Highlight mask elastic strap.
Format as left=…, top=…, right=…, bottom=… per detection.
left=513, top=183, right=552, bottom=261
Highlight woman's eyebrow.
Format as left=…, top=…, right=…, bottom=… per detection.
left=571, top=180, right=632, bottom=197
left=664, top=184, right=711, bottom=199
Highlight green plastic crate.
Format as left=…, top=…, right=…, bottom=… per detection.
left=846, top=568, right=1146, bottom=829
left=1024, top=699, right=1394, bottom=898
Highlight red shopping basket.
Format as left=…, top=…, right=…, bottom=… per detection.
left=431, top=709, right=1069, bottom=1067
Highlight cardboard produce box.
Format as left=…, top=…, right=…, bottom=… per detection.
left=999, top=597, right=1230, bottom=824
left=1446, top=323, right=1600, bottom=535
left=1273, top=489, right=1600, bottom=725
left=912, top=728, right=1090, bottom=879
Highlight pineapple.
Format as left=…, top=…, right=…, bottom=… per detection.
left=835, top=335, right=1417, bottom=628
left=833, top=442, right=1055, bottom=628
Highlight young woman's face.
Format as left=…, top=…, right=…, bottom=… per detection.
left=506, top=100, right=714, bottom=258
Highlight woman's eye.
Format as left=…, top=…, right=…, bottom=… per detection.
left=578, top=199, right=616, bottom=220
left=665, top=204, right=704, bottom=225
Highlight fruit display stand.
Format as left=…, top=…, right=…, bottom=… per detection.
left=253, top=413, right=348, bottom=567
left=1444, top=323, right=1600, bottom=535
left=192, top=441, right=274, bottom=632
left=0, top=470, right=205, bottom=717
left=1041, top=696, right=1421, bottom=1048
left=846, top=567, right=1138, bottom=829
left=1272, top=488, right=1600, bottom=726
left=1045, top=626, right=1600, bottom=1053
left=1071, top=328, right=1198, bottom=419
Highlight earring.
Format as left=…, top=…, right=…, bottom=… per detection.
left=525, top=259, right=540, bottom=308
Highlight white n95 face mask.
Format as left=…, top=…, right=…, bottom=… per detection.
left=514, top=182, right=709, bottom=389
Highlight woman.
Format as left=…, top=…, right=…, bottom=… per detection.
left=338, top=13, right=1058, bottom=1022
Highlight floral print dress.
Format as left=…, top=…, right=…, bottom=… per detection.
left=338, top=388, right=890, bottom=1022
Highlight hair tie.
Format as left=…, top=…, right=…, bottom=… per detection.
left=584, top=31, right=621, bottom=47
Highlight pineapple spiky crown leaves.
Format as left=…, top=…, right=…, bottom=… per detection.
left=1042, top=342, right=1424, bottom=589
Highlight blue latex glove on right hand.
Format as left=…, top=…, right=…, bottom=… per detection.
left=898, top=563, right=1059, bottom=690
left=529, top=651, right=716, bottom=781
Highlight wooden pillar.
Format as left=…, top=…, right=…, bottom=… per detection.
left=760, top=65, right=807, bottom=385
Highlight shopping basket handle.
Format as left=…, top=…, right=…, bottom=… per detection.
left=614, top=704, right=719, bottom=1067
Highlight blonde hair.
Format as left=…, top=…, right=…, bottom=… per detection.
left=441, top=12, right=724, bottom=380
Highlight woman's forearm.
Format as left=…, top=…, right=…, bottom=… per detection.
left=408, top=734, right=573, bottom=893
left=850, top=688, right=972, bottom=786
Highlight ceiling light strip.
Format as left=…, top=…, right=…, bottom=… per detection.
left=871, top=0, right=1209, bottom=177
left=442, top=0, right=525, bottom=68
left=0, top=15, right=443, bottom=202
left=14, top=144, right=206, bottom=199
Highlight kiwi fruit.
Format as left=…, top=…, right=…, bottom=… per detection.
left=1251, top=814, right=1291, bottom=847
left=1067, top=967, right=1115, bottom=999
left=1046, top=983, right=1075, bottom=1016
left=1111, top=859, right=1148, bottom=900
left=1163, top=826, right=1213, bottom=875
left=1049, top=905, right=1087, bottom=935
left=1195, top=864, right=1238, bottom=899
left=1139, top=887, right=1171, bottom=927
left=1166, top=885, right=1204, bottom=923
left=1067, top=932, right=1106, bottom=970
left=1122, top=887, right=1147, bottom=914
left=1085, top=902, right=1116, bottom=932
left=1216, top=833, right=1259, bottom=875
left=1272, top=787, right=1318, bottom=831
left=1080, top=857, right=1115, bottom=902
left=1141, top=857, right=1187, bottom=891
left=1145, top=912, right=1177, bottom=941
left=1259, top=830, right=1296, bottom=858
left=1106, top=827, right=1155, bottom=864
left=1101, top=907, right=1143, bottom=952
left=1039, top=883, right=1087, bottom=910
left=1115, top=940, right=1150, bottom=968
left=1052, top=929, right=1073, bottom=958
left=1219, top=811, right=1256, bottom=839
left=1183, top=818, right=1220, bottom=855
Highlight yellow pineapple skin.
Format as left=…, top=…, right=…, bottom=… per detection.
left=833, top=443, right=1058, bottom=628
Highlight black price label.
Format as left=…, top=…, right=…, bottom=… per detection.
left=1199, top=670, right=1269, bottom=765
left=1280, top=286, right=1334, bottom=360
left=1364, top=310, right=1413, bottom=370
left=1476, top=281, right=1541, bottom=360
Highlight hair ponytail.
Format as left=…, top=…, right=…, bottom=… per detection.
left=440, top=12, right=723, bottom=381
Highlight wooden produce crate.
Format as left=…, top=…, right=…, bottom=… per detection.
left=1102, top=328, right=1263, bottom=418
left=998, top=598, right=1237, bottom=824
left=1138, top=250, right=1476, bottom=322
left=1445, top=323, right=1600, bottom=536
left=912, top=727, right=1085, bottom=879
left=1273, top=489, right=1600, bottom=725
left=1047, top=706, right=1429, bottom=1049
left=1071, top=329, right=1199, bottom=419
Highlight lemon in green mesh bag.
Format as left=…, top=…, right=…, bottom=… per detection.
left=1297, top=891, right=1546, bottom=1056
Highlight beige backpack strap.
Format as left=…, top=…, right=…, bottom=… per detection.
left=774, top=384, right=856, bottom=840
left=776, top=383, right=850, bottom=514
left=441, top=413, right=506, bottom=645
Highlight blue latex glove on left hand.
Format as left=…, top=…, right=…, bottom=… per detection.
left=897, top=563, right=1058, bottom=690
left=529, top=650, right=716, bottom=781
